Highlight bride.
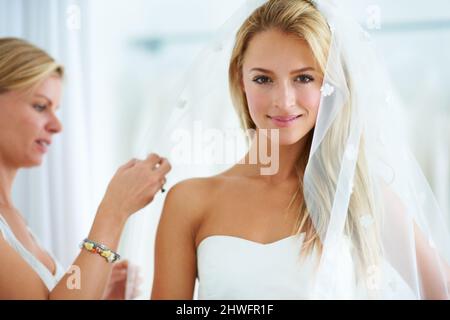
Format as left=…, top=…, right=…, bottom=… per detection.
left=150, top=0, right=450, bottom=299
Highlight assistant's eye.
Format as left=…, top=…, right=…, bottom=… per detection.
left=33, top=104, right=47, bottom=112
left=252, top=75, right=273, bottom=85
left=295, top=75, right=314, bottom=83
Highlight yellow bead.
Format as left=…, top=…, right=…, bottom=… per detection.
left=101, top=250, right=111, bottom=258
left=84, top=242, right=94, bottom=251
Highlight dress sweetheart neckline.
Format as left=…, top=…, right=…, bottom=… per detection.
left=197, top=233, right=305, bottom=251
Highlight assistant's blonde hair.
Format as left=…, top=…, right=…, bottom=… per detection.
left=0, top=37, right=64, bottom=94
left=229, top=0, right=381, bottom=283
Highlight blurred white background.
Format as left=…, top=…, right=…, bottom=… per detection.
left=1, top=0, right=449, bottom=298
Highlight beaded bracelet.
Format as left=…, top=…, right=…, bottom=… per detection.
left=79, top=238, right=120, bottom=263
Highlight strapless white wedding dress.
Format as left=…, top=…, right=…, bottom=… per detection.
left=196, top=232, right=417, bottom=299
left=197, top=233, right=358, bottom=299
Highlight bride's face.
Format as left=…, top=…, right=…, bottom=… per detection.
left=241, top=29, right=323, bottom=146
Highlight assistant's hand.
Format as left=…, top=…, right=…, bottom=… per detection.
left=99, top=153, right=171, bottom=221
left=102, top=260, right=143, bottom=300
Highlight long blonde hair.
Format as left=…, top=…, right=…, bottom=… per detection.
left=229, top=0, right=381, bottom=281
left=0, top=37, right=64, bottom=94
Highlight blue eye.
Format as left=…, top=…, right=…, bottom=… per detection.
left=33, top=104, right=47, bottom=112
left=252, top=76, right=272, bottom=85
left=296, top=75, right=314, bottom=83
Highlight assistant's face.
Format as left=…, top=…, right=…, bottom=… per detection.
left=0, top=76, right=63, bottom=168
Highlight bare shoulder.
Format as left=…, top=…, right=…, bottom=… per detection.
left=152, top=176, right=225, bottom=299
left=162, top=175, right=226, bottom=223
left=167, top=176, right=220, bottom=202
left=170, top=174, right=229, bottom=192
left=151, top=172, right=242, bottom=299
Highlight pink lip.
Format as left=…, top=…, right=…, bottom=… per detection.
left=268, top=114, right=302, bottom=127
left=35, top=139, right=51, bottom=154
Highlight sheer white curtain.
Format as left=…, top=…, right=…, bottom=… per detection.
left=0, top=0, right=96, bottom=267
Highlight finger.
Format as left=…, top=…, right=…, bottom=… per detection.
left=111, top=260, right=128, bottom=272
left=160, top=178, right=167, bottom=193
left=154, top=158, right=171, bottom=175
left=145, top=153, right=161, bottom=168
left=110, top=271, right=127, bottom=283
left=151, top=178, right=167, bottom=195
left=113, top=267, right=128, bottom=277
left=150, top=180, right=167, bottom=195
left=117, top=260, right=129, bottom=269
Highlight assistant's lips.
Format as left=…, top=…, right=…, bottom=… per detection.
left=35, top=139, right=51, bottom=153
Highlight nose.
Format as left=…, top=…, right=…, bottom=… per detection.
left=46, top=112, right=63, bottom=134
left=274, top=81, right=296, bottom=110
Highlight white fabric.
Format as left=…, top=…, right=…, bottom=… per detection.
left=197, top=233, right=352, bottom=299
left=0, top=214, right=65, bottom=291
left=197, top=232, right=417, bottom=299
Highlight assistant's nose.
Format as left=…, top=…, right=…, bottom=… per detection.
left=46, top=112, right=63, bottom=134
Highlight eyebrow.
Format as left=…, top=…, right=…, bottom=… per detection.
left=249, top=67, right=316, bottom=74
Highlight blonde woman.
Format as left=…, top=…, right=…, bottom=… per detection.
left=0, top=37, right=171, bottom=299
left=151, top=0, right=450, bottom=300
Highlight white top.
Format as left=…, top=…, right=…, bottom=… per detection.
left=196, top=232, right=417, bottom=299
left=0, top=214, right=65, bottom=291
left=197, top=233, right=358, bottom=299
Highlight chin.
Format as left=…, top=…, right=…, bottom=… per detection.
left=255, top=123, right=312, bottom=146
left=267, top=128, right=307, bottom=145
left=277, top=135, right=305, bottom=146
left=24, top=157, right=44, bottom=168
